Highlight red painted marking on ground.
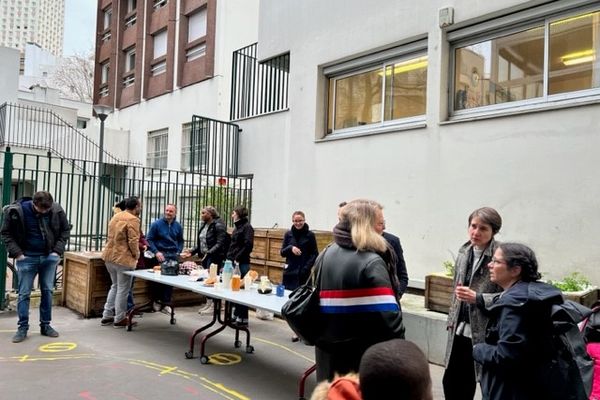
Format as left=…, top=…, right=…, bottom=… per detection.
left=79, top=391, right=97, bottom=400
left=184, top=386, right=200, bottom=395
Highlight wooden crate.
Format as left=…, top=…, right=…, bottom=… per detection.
left=249, top=258, right=267, bottom=277
left=266, top=260, right=284, bottom=285
left=314, top=230, right=334, bottom=252
left=250, top=229, right=268, bottom=260
left=62, top=252, right=204, bottom=318
left=267, top=230, right=286, bottom=263
left=563, top=288, right=599, bottom=308
left=424, top=272, right=454, bottom=314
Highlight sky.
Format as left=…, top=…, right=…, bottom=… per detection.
left=63, top=0, right=97, bottom=56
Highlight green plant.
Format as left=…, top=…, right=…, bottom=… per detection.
left=442, top=260, right=455, bottom=277
left=549, top=272, right=591, bottom=292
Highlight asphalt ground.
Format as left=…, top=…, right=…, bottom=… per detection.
left=0, top=305, right=459, bottom=399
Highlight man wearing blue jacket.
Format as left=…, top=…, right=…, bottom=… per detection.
left=147, top=204, right=184, bottom=312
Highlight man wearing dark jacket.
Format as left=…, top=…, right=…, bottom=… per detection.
left=1, top=191, right=71, bottom=343
left=375, top=210, right=409, bottom=297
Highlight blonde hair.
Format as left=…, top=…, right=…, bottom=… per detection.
left=340, top=199, right=388, bottom=253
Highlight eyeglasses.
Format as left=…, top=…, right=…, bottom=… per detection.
left=490, top=258, right=506, bottom=265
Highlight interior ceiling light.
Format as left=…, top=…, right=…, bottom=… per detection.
left=380, top=56, right=428, bottom=76
left=561, top=49, right=595, bottom=66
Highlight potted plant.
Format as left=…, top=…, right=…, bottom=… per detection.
left=548, top=272, right=599, bottom=308
left=424, top=260, right=455, bottom=314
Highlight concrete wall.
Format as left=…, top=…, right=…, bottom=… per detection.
left=235, top=0, right=600, bottom=286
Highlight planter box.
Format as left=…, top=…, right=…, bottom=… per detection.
left=563, top=287, right=599, bottom=308
left=425, top=272, right=453, bottom=314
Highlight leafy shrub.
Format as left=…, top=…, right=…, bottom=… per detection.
left=549, top=272, right=592, bottom=292
left=443, top=260, right=455, bottom=277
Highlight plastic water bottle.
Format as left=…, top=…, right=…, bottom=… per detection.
left=222, top=260, right=233, bottom=290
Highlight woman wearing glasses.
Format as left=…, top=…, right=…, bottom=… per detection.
left=443, top=207, right=503, bottom=400
left=280, top=211, right=319, bottom=291
left=473, top=243, right=569, bottom=400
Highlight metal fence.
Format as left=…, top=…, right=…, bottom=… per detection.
left=230, top=43, right=290, bottom=120
left=0, top=149, right=253, bottom=308
left=187, top=115, right=240, bottom=176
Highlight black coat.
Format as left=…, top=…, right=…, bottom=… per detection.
left=227, top=217, right=254, bottom=264
left=280, top=224, right=318, bottom=290
left=382, top=231, right=408, bottom=296
left=473, top=281, right=563, bottom=400
left=190, top=217, right=229, bottom=266
left=1, top=198, right=71, bottom=257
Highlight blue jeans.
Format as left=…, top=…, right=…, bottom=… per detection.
left=16, top=254, right=60, bottom=331
left=234, top=263, right=250, bottom=320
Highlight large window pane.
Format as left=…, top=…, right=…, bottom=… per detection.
left=454, top=27, right=544, bottom=110
left=549, top=11, right=600, bottom=95
left=332, top=68, right=382, bottom=130
left=188, top=9, right=207, bottom=43
left=153, top=30, right=167, bottom=59
left=384, top=56, right=427, bottom=120
left=181, top=122, right=207, bottom=172
left=147, top=129, right=168, bottom=169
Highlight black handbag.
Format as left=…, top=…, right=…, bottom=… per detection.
left=281, top=247, right=327, bottom=346
left=160, top=260, right=179, bottom=276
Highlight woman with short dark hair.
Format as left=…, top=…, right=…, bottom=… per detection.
left=227, top=205, right=254, bottom=326
left=443, top=207, right=503, bottom=400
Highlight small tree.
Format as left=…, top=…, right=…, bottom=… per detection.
left=49, top=52, right=94, bottom=103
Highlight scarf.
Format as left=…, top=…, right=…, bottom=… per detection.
left=292, top=223, right=309, bottom=240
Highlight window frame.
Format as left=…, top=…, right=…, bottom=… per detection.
left=323, top=37, right=429, bottom=138
left=180, top=122, right=208, bottom=172
left=146, top=129, right=169, bottom=170
left=448, top=2, right=600, bottom=120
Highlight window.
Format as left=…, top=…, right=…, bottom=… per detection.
left=100, top=62, right=109, bottom=84
left=124, top=13, right=136, bottom=28
left=124, top=48, right=135, bottom=72
left=123, top=74, right=134, bottom=87
left=76, top=118, right=88, bottom=129
left=153, top=30, right=167, bottom=59
left=325, top=41, right=428, bottom=135
left=186, top=43, right=205, bottom=62
left=188, top=9, right=207, bottom=42
left=103, top=7, right=111, bottom=30
left=181, top=122, right=208, bottom=172
left=127, top=0, right=137, bottom=13
left=153, top=0, right=167, bottom=10
left=147, top=129, right=168, bottom=169
left=451, top=7, right=600, bottom=115
left=151, top=60, right=166, bottom=76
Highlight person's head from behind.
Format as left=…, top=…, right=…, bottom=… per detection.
left=488, top=242, right=541, bottom=289
left=32, top=191, right=53, bottom=214
left=123, top=196, right=141, bottom=216
left=359, top=339, right=433, bottom=400
left=467, top=206, right=502, bottom=249
left=339, top=199, right=387, bottom=253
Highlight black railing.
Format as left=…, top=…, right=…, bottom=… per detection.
left=0, top=102, right=140, bottom=167
left=230, top=43, right=290, bottom=120
left=187, top=115, right=240, bottom=176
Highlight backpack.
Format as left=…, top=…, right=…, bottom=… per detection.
left=547, top=300, right=594, bottom=400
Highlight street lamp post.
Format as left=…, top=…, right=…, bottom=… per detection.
left=92, top=104, right=113, bottom=250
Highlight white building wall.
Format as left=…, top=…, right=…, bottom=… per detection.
left=237, top=0, right=600, bottom=285
left=106, top=0, right=259, bottom=170
left=0, top=46, right=19, bottom=104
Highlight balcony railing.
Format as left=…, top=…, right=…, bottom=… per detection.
left=230, top=43, right=290, bottom=120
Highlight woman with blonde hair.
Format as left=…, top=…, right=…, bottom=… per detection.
left=314, top=199, right=404, bottom=381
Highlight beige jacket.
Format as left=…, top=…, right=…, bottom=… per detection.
left=102, top=210, right=141, bottom=267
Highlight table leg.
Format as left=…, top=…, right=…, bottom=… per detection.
left=185, top=299, right=221, bottom=359
left=298, top=364, right=316, bottom=400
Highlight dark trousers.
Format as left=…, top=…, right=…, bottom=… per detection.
left=443, top=334, right=476, bottom=400
left=233, top=263, right=250, bottom=320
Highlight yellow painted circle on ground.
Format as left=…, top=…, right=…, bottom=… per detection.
left=39, top=342, right=78, bottom=352
left=208, top=353, right=242, bottom=365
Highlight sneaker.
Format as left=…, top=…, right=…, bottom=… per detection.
left=233, top=317, right=249, bottom=327
left=152, top=301, right=161, bottom=312
left=291, top=335, right=300, bottom=342
left=197, top=300, right=213, bottom=314
left=160, top=305, right=173, bottom=315
left=12, top=329, right=27, bottom=343
left=113, top=319, right=137, bottom=328
left=40, top=325, right=59, bottom=338
left=100, top=317, right=114, bottom=326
